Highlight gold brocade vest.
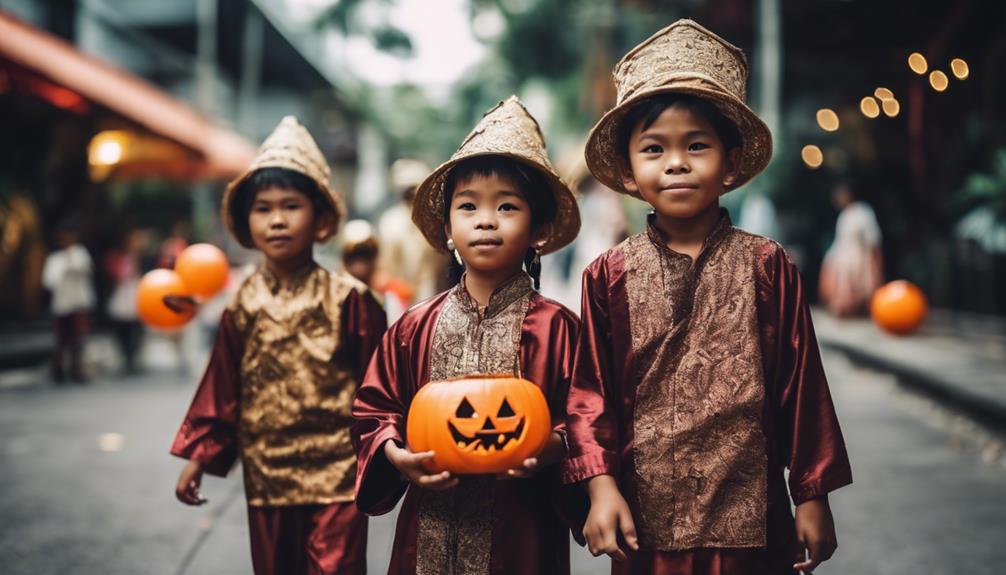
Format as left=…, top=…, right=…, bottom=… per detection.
left=416, top=273, right=534, bottom=575
left=228, top=263, right=366, bottom=506
left=622, top=214, right=769, bottom=550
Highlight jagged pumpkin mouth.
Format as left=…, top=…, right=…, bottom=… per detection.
left=448, top=417, right=526, bottom=453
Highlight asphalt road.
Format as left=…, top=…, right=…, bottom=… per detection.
left=1, top=345, right=1003, bottom=574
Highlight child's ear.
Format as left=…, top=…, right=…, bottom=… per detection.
left=314, top=210, right=337, bottom=242
left=617, top=157, right=640, bottom=194
left=722, top=147, right=742, bottom=188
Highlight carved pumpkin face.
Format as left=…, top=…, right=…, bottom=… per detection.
left=406, top=375, right=551, bottom=475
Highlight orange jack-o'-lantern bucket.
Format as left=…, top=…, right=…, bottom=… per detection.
left=406, top=375, right=551, bottom=475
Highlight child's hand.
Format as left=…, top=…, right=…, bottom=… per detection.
left=793, top=496, right=837, bottom=572
left=497, top=430, right=566, bottom=479
left=175, top=460, right=208, bottom=506
left=583, top=474, right=639, bottom=561
left=384, top=440, right=459, bottom=491
left=163, top=295, right=197, bottom=315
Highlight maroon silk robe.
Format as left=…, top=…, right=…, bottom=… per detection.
left=352, top=276, right=587, bottom=575
left=564, top=213, right=852, bottom=574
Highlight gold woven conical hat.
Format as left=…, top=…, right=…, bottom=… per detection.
left=412, top=96, right=580, bottom=255
left=585, top=19, right=773, bottom=197
left=222, top=116, right=346, bottom=248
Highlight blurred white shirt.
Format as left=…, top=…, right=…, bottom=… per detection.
left=42, top=244, right=95, bottom=316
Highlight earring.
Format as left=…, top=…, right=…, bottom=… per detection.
left=446, top=239, right=463, bottom=266
left=528, top=244, right=542, bottom=289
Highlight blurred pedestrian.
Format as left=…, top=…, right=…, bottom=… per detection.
left=41, top=216, right=94, bottom=382
left=157, top=219, right=190, bottom=269
left=104, top=228, right=147, bottom=374
left=340, top=219, right=380, bottom=288
left=169, top=117, right=385, bottom=575
left=377, top=158, right=448, bottom=321
left=819, top=181, right=884, bottom=317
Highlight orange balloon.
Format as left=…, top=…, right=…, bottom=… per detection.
left=407, top=375, right=551, bottom=475
left=137, top=269, right=195, bottom=329
left=175, top=243, right=229, bottom=298
left=870, top=280, right=928, bottom=335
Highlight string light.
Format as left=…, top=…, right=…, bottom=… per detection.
left=816, top=108, right=840, bottom=131
left=950, top=58, right=969, bottom=80
left=908, top=52, right=928, bottom=75
left=929, top=70, right=949, bottom=92
left=860, top=96, right=881, bottom=118
left=801, top=145, right=824, bottom=169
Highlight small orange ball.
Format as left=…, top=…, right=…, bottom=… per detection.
left=137, top=269, right=194, bottom=329
left=175, top=243, right=228, bottom=298
left=870, top=280, right=928, bottom=335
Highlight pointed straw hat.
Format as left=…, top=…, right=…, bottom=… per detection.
left=221, top=116, right=346, bottom=248
left=585, top=19, right=773, bottom=197
left=412, top=96, right=581, bottom=255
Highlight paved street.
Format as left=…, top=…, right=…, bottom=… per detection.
left=1, top=342, right=1004, bottom=574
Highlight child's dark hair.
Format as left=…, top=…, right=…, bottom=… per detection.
left=232, top=167, right=331, bottom=243
left=442, top=156, right=556, bottom=289
left=617, top=93, right=742, bottom=160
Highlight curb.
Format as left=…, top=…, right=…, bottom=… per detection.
left=819, top=337, right=1006, bottom=433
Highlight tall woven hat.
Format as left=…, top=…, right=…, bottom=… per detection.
left=221, top=116, right=346, bottom=248
left=585, top=19, right=773, bottom=197
left=412, top=96, right=581, bottom=255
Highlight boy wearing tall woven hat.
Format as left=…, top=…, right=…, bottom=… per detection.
left=352, top=96, right=587, bottom=574
left=563, top=20, right=852, bottom=574
left=169, top=117, right=387, bottom=575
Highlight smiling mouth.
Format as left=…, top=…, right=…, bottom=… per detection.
left=661, top=185, right=699, bottom=193
left=469, top=239, right=503, bottom=248
left=448, top=417, right=525, bottom=452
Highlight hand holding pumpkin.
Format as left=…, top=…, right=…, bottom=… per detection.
left=498, top=430, right=566, bottom=479
left=384, top=439, right=460, bottom=491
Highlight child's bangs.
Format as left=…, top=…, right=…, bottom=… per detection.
left=443, top=156, right=557, bottom=231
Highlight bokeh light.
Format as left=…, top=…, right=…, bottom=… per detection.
left=874, top=87, right=894, bottom=101
left=908, top=52, right=928, bottom=74
left=929, top=70, right=949, bottom=92
left=801, top=145, right=824, bottom=169
left=882, top=98, right=900, bottom=117
left=860, top=96, right=881, bottom=118
left=816, top=108, right=840, bottom=132
left=950, top=58, right=969, bottom=80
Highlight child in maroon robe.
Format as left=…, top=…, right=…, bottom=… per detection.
left=169, top=117, right=386, bottom=575
left=564, top=20, right=853, bottom=575
left=351, top=96, right=585, bottom=575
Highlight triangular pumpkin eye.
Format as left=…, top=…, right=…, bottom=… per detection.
left=456, top=397, right=477, bottom=418
left=497, top=397, right=515, bottom=417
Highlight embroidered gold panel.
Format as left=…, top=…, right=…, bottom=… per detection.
left=623, top=223, right=768, bottom=550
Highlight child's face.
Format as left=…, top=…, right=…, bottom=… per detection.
left=344, top=256, right=376, bottom=286
left=622, top=104, right=740, bottom=220
left=445, top=173, right=541, bottom=277
left=248, top=186, right=331, bottom=264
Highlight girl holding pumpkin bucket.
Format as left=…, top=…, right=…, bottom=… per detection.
left=351, top=96, right=586, bottom=574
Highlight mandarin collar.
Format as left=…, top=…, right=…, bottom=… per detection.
left=260, top=260, right=319, bottom=294
left=645, top=208, right=733, bottom=262
left=454, top=271, right=533, bottom=319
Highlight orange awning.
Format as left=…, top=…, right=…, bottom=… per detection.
left=0, top=12, right=256, bottom=179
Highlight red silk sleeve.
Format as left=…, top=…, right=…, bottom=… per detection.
left=758, top=244, right=853, bottom=505
left=563, top=258, right=621, bottom=484
left=170, top=310, right=243, bottom=477
left=341, top=287, right=388, bottom=382
left=351, top=319, right=414, bottom=515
